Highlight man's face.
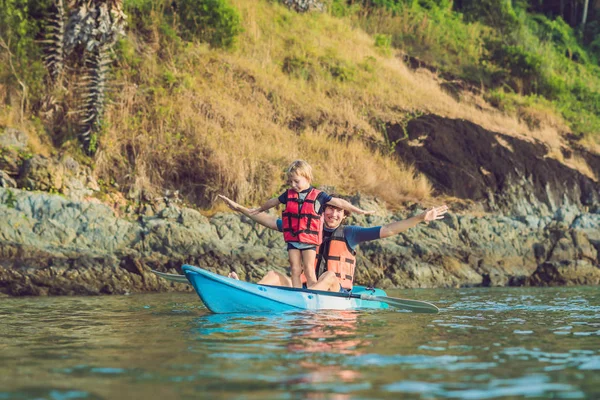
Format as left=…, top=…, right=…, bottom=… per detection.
left=323, top=205, right=345, bottom=229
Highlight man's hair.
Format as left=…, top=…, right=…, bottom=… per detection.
left=325, top=193, right=351, bottom=218
left=286, top=160, right=313, bottom=182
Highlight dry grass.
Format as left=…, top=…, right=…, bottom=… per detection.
left=96, top=1, right=438, bottom=208
left=94, top=0, right=594, bottom=209
left=0, top=92, right=52, bottom=157
left=580, top=135, right=600, bottom=156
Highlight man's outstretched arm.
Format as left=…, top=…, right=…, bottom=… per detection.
left=218, top=195, right=279, bottom=231
left=379, top=205, right=448, bottom=239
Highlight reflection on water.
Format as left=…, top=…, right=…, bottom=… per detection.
left=1, top=287, right=599, bottom=399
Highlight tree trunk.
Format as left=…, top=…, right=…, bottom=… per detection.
left=570, top=0, right=578, bottom=26
left=582, top=0, right=590, bottom=27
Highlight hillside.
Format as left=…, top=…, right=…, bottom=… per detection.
left=2, top=0, right=600, bottom=296
left=1, top=0, right=598, bottom=213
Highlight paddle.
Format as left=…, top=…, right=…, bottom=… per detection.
left=151, top=269, right=439, bottom=314
left=355, top=293, right=439, bottom=314
left=265, top=284, right=440, bottom=314
left=151, top=269, right=189, bottom=284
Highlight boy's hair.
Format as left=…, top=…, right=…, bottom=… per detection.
left=286, top=160, right=313, bottom=182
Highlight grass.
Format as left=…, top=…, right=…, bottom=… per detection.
left=2, top=0, right=598, bottom=211
left=80, top=0, right=600, bottom=207
left=349, top=2, right=600, bottom=148
left=96, top=0, right=442, bottom=208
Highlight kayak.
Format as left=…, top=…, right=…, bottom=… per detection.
left=181, top=264, right=390, bottom=313
left=151, top=265, right=439, bottom=314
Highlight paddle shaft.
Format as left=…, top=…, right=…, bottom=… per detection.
left=263, top=283, right=439, bottom=314
left=358, top=293, right=439, bottom=314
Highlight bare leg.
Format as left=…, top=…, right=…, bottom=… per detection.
left=301, top=249, right=318, bottom=287
left=257, top=270, right=292, bottom=287
left=309, top=271, right=341, bottom=292
left=289, top=249, right=303, bottom=288
left=227, top=271, right=239, bottom=280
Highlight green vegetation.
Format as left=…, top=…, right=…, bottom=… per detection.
left=0, top=0, right=51, bottom=110
left=348, top=0, right=600, bottom=137
left=177, top=0, right=243, bottom=48
left=0, top=0, right=599, bottom=210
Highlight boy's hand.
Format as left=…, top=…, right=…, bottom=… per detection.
left=218, top=194, right=241, bottom=211
left=248, top=207, right=262, bottom=215
left=359, top=209, right=375, bottom=215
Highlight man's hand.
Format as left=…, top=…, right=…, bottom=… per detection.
left=422, top=205, right=449, bottom=222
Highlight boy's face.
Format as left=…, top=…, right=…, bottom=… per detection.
left=289, top=174, right=310, bottom=192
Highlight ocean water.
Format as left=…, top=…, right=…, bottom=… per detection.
left=1, top=286, right=599, bottom=399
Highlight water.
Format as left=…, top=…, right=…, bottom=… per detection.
left=1, top=286, right=599, bottom=399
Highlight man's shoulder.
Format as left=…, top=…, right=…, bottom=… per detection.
left=343, top=224, right=368, bottom=232
left=339, top=225, right=363, bottom=238
left=342, top=224, right=381, bottom=245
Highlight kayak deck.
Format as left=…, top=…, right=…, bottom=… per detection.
left=181, top=264, right=389, bottom=314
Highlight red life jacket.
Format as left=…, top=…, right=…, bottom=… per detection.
left=282, top=188, right=323, bottom=246
left=301, top=225, right=357, bottom=290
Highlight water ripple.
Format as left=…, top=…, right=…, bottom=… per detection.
left=1, top=287, right=599, bottom=399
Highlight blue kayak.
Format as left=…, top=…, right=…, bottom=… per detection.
left=181, top=264, right=390, bottom=313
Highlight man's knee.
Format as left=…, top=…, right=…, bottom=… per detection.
left=319, top=271, right=340, bottom=287
left=320, top=271, right=337, bottom=282
left=310, top=271, right=340, bottom=291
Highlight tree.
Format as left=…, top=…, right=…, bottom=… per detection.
left=581, top=0, right=589, bottom=28
left=64, top=0, right=126, bottom=153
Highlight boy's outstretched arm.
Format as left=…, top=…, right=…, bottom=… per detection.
left=379, top=205, right=448, bottom=238
left=249, top=197, right=281, bottom=215
left=218, top=195, right=279, bottom=230
left=327, top=197, right=374, bottom=215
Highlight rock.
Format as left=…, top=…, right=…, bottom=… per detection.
left=389, top=115, right=600, bottom=214
left=17, top=155, right=99, bottom=201
left=528, top=260, right=600, bottom=286
left=0, top=128, right=28, bottom=149
left=281, top=0, right=325, bottom=13
left=0, top=171, right=16, bottom=188
left=553, top=205, right=579, bottom=226
left=546, top=230, right=597, bottom=264
left=0, top=185, right=599, bottom=296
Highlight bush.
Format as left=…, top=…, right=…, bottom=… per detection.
left=484, top=40, right=545, bottom=93
left=374, top=33, right=392, bottom=56
left=328, top=0, right=361, bottom=18
left=123, top=0, right=156, bottom=27
left=454, top=0, right=519, bottom=33
left=319, top=55, right=356, bottom=82
left=538, top=72, right=567, bottom=99
left=176, top=0, right=242, bottom=49
left=282, top=55, right=315, bottom=80
left=529, top=15, right=589, bottom=64
left=589, top=34, right=600, bottom=62
left=0, top=0, right=50, bottom=102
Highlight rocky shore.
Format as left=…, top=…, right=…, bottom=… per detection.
left=1, top=116, right=599, bottom=296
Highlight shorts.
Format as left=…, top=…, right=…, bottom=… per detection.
left=287, top=242, right=317, bottom=251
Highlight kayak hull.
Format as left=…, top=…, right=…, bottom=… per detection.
left=182, top=264, right=389, bottom=313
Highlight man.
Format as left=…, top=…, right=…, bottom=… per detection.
left=218, top=194, right=448, bottom=292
